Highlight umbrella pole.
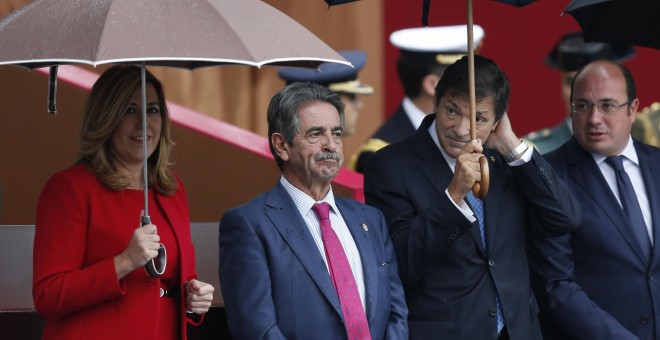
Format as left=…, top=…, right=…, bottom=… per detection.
left=141, top=62, right=166, bottom=278
left=141, top=63, right=150, bottom=220
left=467, top=0, right=489, bottom=199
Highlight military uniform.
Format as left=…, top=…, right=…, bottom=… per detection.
left=348, top=105, right=415, bottom=173
left=523, top=119, right=572, bottom=154
left=632, top=102, right=660, bottom=147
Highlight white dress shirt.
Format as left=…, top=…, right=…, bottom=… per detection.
left=402, top=96, right=430, bottom=130
left=280, top=176, right=366, bottom=308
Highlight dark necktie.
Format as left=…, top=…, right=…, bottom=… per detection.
left=465, top=192, right=505, bottom=333
left=312, top=203, right=372, bottom=340
left=606, top=156, right=651, bottom=259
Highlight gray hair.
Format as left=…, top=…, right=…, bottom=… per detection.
left=267, top=82, right=345, bottom=169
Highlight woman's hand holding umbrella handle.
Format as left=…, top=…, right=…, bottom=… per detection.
left=141, top=215, right=167, bottom=278
left=114, top=223, right=161, bottom=280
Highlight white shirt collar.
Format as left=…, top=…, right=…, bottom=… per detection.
left=279, top=176, right=339, bottom=216
left=592, top=136, right=639, bottom=166
left=402, top=96, right=429, bottom=130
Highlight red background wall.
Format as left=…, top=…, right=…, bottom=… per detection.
left=384, top=1, right=660, bottom=135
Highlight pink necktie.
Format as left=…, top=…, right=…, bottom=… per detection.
left=312, top=203, right=372, bottom=340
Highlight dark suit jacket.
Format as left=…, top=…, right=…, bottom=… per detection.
left=364, top=114, right=580, bottom=340
left=353, top=105, right=417, bottom=173
left=218, top=183, right=408, bottom=340
left=528, top=137, right=660, bottom=340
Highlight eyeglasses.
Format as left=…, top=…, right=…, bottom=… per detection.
left=571, top=100, right=630, bottom=114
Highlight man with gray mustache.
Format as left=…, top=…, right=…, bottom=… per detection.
left=219, top=82, right=408, bottom=340
left=364, top=55, right=580, bottom=340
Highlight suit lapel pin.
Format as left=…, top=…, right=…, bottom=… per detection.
left=490, top=156, right=495, bottom=163
left=361, top=223, right=369, bottom=232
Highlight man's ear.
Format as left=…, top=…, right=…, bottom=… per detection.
left=422, top=74, right=440, bottom=98
left=271, top=133, right=290, bottom=162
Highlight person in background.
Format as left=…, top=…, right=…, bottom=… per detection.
left=278, top=50, right=374, bottom=137
left=632, top=102, right=660, bottom=147
left=528, top=60, right=660, bottom=340
left=219, top=82, right=408, bottom=339
left=33, top=65, right=213, bottom=340
left=349, top=25, right=484, bottom=172
left=364, top=55, right=580, bottom=340
left=524, top=32, right=635, bottom=153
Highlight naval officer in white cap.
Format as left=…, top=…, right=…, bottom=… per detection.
left=278, top=50, right=373, bottom=137
left=349, top=25, right=484, bottom=172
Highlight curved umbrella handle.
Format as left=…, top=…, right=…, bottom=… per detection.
left=471, top=156, right=490, bottom=199
left=142, top=215, right=167, bottom=278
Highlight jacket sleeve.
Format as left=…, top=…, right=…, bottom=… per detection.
left=219, top=209, right=286, bottom=340
left=527, top=232, right=637, bottom=339
left=512, top=150, right=581, bottom=236
left=33, top=172, right=125, bottom=317
left=376, top=209, right=409, bottom=339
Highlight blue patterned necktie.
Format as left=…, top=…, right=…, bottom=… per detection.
left=466, top=192, right=505, bottom=334
left=606, top=156, right=651, bottom=259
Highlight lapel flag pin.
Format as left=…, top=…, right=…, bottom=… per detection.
left=361, top=223, right=369, bottom=232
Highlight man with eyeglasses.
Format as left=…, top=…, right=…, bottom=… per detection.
left=523, top=32, right=635, bottom=154
left=528, top=59, right=660, bottom=340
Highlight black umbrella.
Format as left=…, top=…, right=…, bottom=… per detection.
left=564, top=0, right=660, bottom=50
left=325, top=0, right=360, bottom=5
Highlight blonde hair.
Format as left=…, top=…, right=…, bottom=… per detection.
left=78, top=65, right=177, bottom=195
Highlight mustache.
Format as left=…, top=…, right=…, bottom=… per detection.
left=314, top=151, right=342, bottom=162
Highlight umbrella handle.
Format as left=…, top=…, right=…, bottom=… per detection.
left=472, top=156, right=490, bottom=199
left=142, top=215, right=167, bottom=278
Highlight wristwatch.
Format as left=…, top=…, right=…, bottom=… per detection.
left=504, top=140, right=529, bottom=163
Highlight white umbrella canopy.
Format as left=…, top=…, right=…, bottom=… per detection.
left=0, top=0, right=349, bottom=69
left=0, top=0, right=349, bottom=278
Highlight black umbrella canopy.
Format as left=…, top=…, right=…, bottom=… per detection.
left=421, top=0, right=537, bottom=26
left=565, top=0, right=660, bottom=50
left=325, top=0, right=360, bottom=5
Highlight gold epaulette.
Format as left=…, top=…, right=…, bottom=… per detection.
left=635, top=102, right=660, bottom=147
left=347, top=138, right=389, bottom=171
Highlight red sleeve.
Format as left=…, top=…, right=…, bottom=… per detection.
left=32, top=168, right=125, bottom=317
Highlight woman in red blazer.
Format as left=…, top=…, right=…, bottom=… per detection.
left=33, top=65, right=213, bottom=339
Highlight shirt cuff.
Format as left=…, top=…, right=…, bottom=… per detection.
left=508, top=143, right=533, bottom=166
left=445, top=189, right=476, bottom=223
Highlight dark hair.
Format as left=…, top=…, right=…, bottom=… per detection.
left=570, top=59, right=636, bottom=103
left=434, top=55, right=510, bottom=120
left=267, top=82, right=345, bottom=169
left=397, top=58, right=447, bottom=99
left=78, top=65, right=177, bottom=195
